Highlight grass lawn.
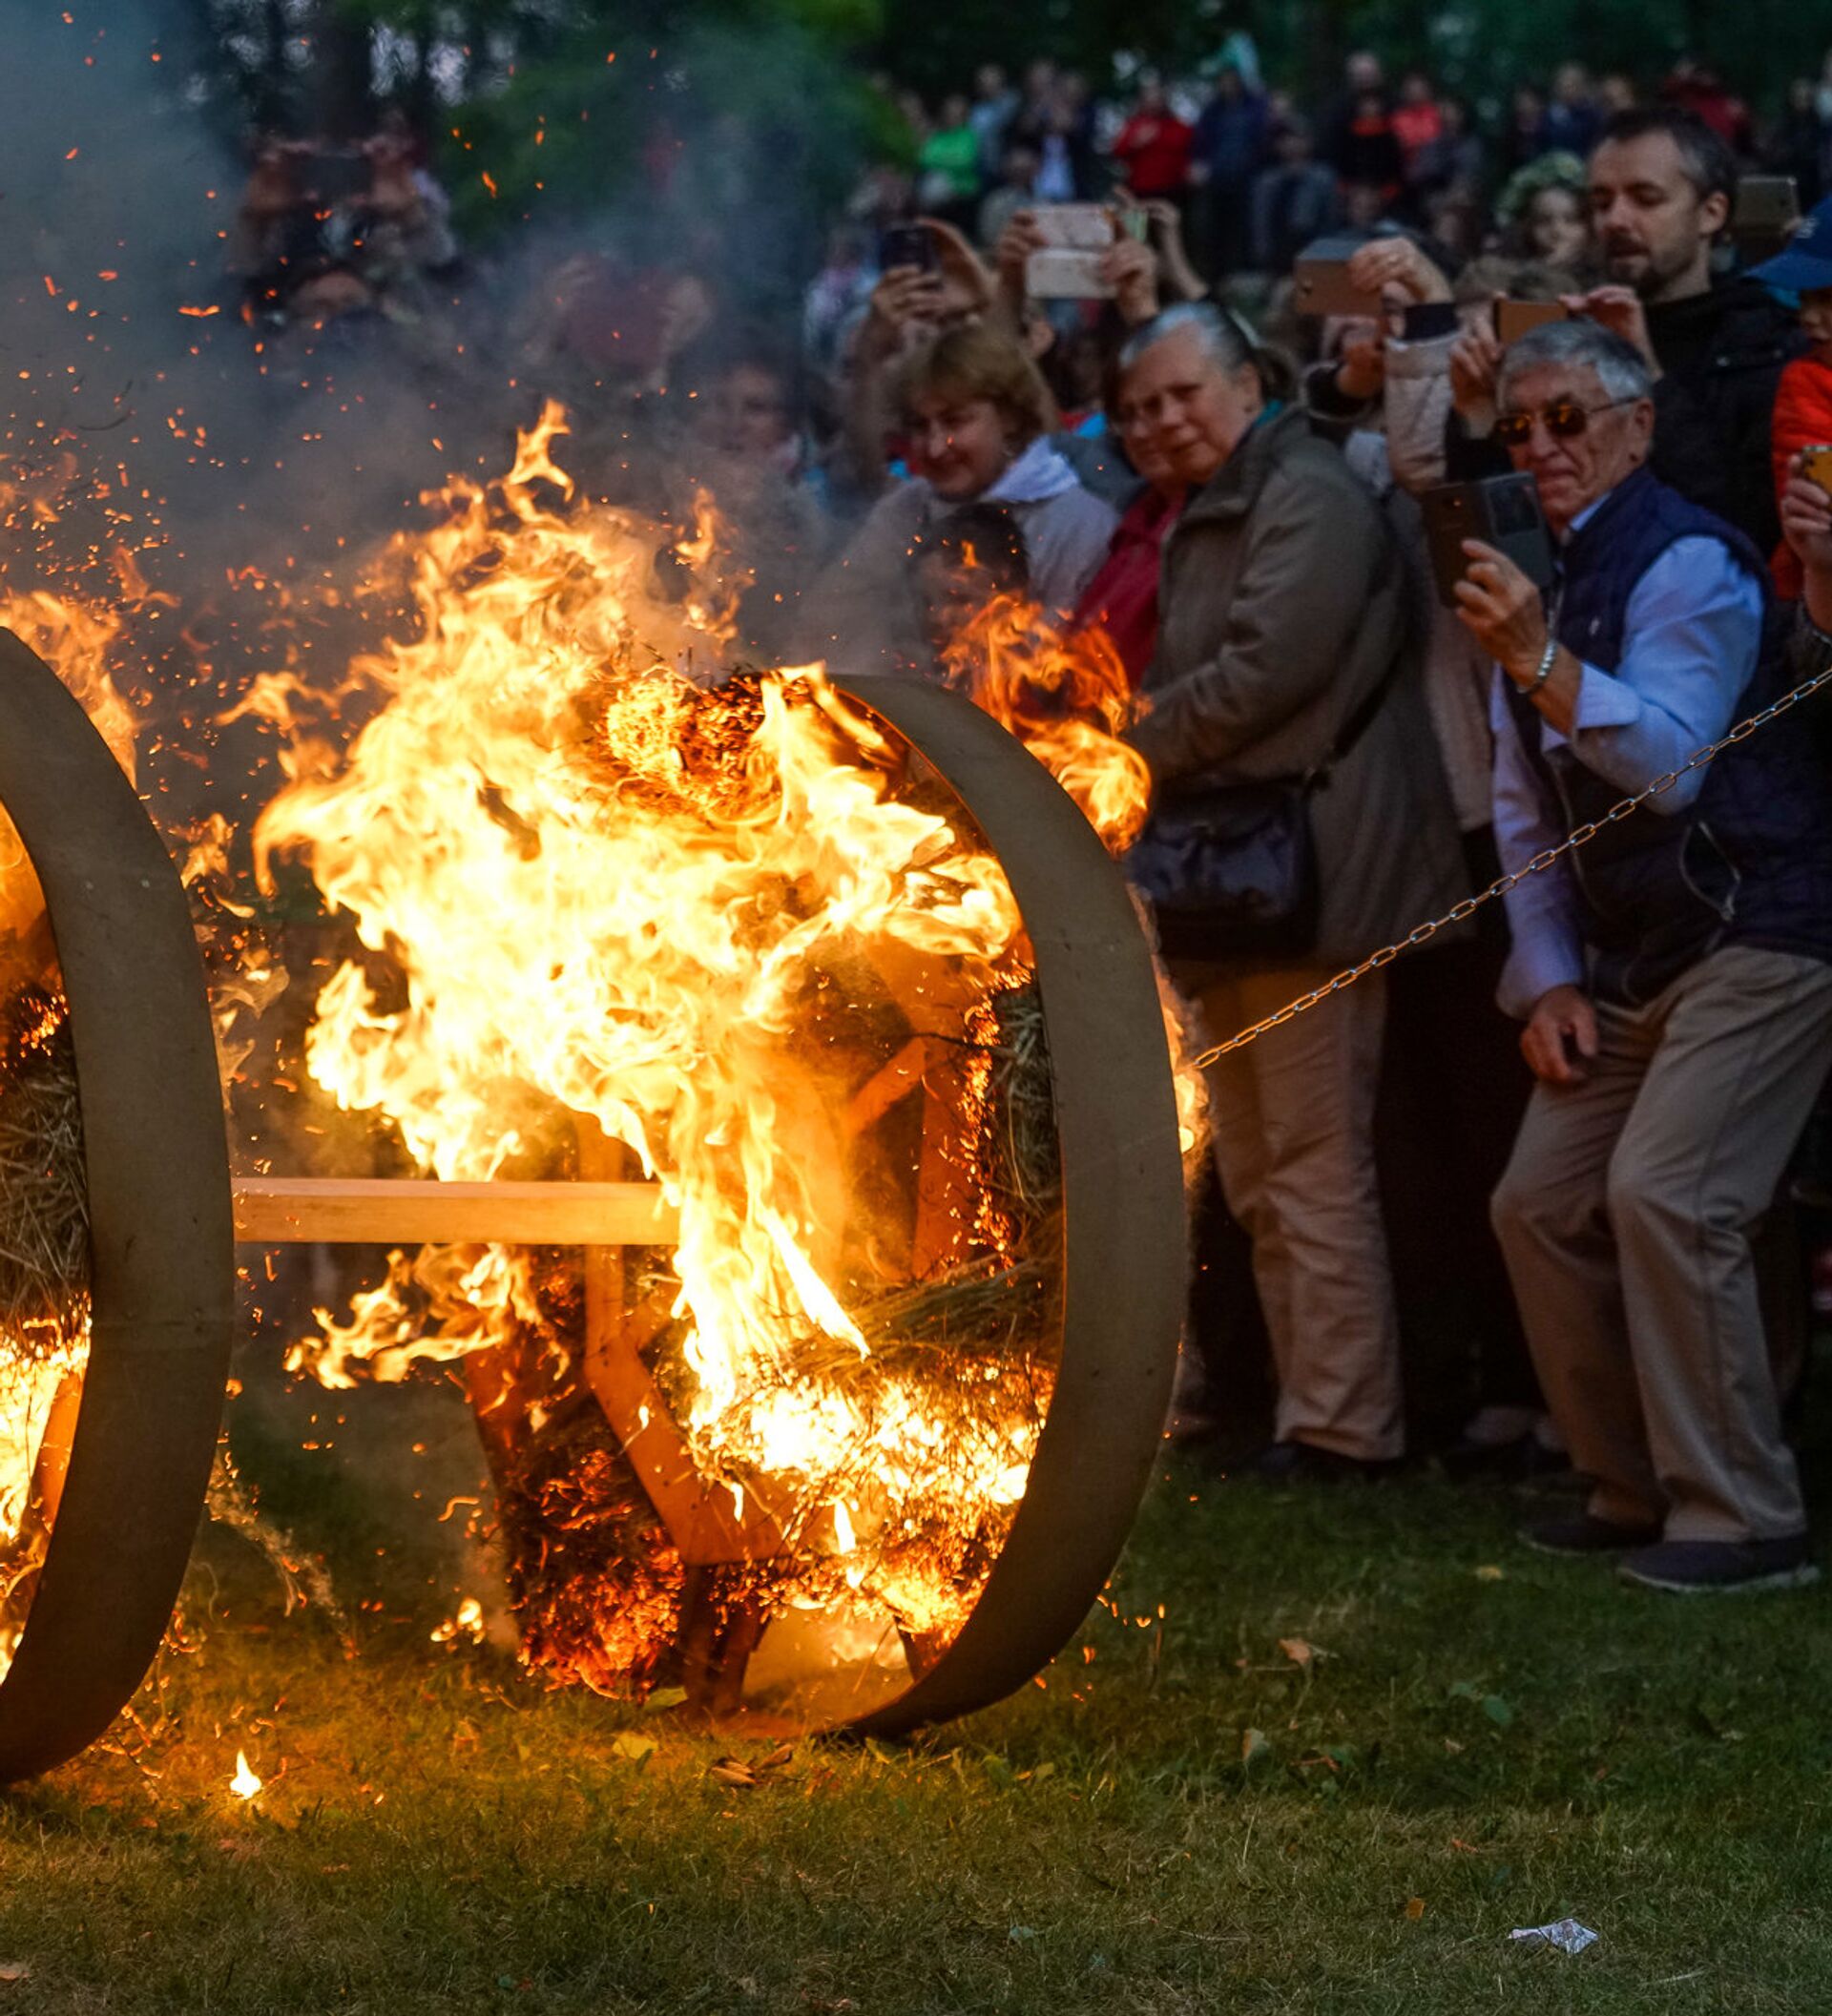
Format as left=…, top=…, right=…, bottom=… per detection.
left=1, top=1369, right=1831, bottom=2014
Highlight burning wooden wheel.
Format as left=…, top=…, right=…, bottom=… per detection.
left=830, top=675, right=1184, bottom=1735
left=236, top=672, right=1186, bottom=1735
left=0, top=630, right=234, bottom=1782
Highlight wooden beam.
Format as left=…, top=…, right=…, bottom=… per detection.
left=232, top=1175, right=679, bottom=1247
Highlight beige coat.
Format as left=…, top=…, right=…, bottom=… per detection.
left=1128, top=405, right=1468, bottom=968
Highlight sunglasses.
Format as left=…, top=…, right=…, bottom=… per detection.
left=1493, top=398, right=1636, bottom=447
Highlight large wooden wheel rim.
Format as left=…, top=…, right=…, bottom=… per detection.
left=831, top=675, right=1185, bottom=1735
left=0, top=629, right=233, bottom=1782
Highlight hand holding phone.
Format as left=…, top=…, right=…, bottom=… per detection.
left=1421, top=475, right=1555, bottom=609
left=879, top=223, right=939, bottom=276
left=1292, top=236, right=1384, bottom=319
left=1800, top=445, right=1832, bottom=500
left=1025, top=203, right=1118, bottom=299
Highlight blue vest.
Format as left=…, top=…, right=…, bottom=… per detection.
left=1505, top=468, right=1832, bottom=1004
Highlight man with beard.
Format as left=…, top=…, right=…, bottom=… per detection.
left=1580, top=107, right=1802, bottom=551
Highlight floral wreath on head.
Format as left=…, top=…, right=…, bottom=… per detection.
left=1495, top=151, right=1588, bottom=229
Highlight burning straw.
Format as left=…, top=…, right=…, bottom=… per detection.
left=0, top=984, right=89, bottom=1353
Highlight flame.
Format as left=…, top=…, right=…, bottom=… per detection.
left=937, top=588, right=1151, bottom=853
left=2, top=402, right=1201, bottom=1701
left=230, top=1749, right=262, bottom=1798
left=255, top=403, right=1047, bottom=1665
left=431, top=1594, right=487, bottom=1646
left=935, top=585, right=1208, bottom=1166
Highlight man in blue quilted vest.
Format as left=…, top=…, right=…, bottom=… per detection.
left=1452, top=317, right=1832, bottom=1593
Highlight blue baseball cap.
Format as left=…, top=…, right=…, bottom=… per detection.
left=1751, top=193, right=1832, bottom=295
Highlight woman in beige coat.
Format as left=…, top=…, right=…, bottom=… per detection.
left=1120, top=304, right=1467, bottom=1477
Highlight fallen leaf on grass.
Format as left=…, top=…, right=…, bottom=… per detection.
left=1240, top=1728, right=1272, bottom=1767
left=1474, top=1565, right=1505, bottom=1582
left=643, top=1687, right=689, bottom=1714
left=1405, top=1897, right=1426, bottom=1922
left=1278, top=1637, right=1315, bottom=1672
left=709, top=1757, right=760, bottom=1789
left=611, top=1734, right=656, bottom=1763
left=0, top=1964, right=28, bottom=1985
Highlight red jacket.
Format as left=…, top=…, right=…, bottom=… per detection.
left=1770, top=352, right=1832, bottom=600
left=1113, top=114, right=1193, bottom=197
left=1072, top=488, right=1183, bottom=687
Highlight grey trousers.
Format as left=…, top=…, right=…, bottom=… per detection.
left=1491, top=945, right=1832, bottom=1542
left=1191, top=966, right=1403, bottom=1461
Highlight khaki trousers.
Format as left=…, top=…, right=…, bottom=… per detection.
left=1491, top=945, right=1832, bottom=1542
left=1191, top=966, right=1403, bottom=1461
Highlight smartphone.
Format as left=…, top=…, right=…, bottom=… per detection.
left=1420, top=475, right=1556, bottom=610
left=1292, top=236, right=1381, bottom=319
left=879, top=223, right=938, bottom=276
left=1493, top=298, right=1568, bottom=343
left=1734, top=176, right=1801, bottom=235
left=1026, top=203, right=1117, bottom=299
left=1733, top=176, right=1801, bottom=262
left=1801, top=444, right=1832, bottom=499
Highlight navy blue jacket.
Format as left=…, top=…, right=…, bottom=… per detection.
left=1505, top=468, right=1832, bottom=1004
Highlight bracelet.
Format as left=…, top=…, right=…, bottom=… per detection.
left=1522, top=637, right=1558, bottom=694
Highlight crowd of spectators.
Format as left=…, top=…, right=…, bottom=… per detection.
left=777, top=47, right=1832, bottom=1598
left=237, top=42, right=1832, bottom=1596
left=231, top=111, right=459, bottom=327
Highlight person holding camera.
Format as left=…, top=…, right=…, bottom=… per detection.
left=1450, top=109, right=1802, bottom=554
left=1119, top=303, right=1466, bottom=1480
left=1460, top=318, right=1832, bottom=1593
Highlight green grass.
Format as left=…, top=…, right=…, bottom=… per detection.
left=4, top=1386, right=1832, bottom=2012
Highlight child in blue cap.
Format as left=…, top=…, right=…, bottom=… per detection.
left=1754, top=194, right=1832, bottom=600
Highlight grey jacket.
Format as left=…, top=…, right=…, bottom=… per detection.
left=1128, top=405, right=1468, bottom=968
left=800, top=442, right=1117, bottom=675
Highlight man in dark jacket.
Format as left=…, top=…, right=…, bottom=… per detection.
left=1457, top=319, right=1832, bottom=1594
left=1580, top=107, right=1803, bottom=552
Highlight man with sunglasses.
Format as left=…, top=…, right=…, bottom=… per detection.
left=1448, top=109, right=1801, bottom=554
left=1455, top=318, right=1832, bottom=1594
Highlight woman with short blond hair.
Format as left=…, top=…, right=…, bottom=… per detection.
left=802, top=324, right=1116, bottom=675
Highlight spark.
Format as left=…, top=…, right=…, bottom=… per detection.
left=230, top=1750, right=261, bottom=1799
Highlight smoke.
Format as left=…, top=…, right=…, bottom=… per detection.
left=0, top=0, right=521, bottom=598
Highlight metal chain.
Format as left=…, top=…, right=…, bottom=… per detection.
left=1192, top=655, right=1832, bottom=1068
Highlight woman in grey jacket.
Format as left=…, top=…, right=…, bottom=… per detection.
left=802, top=323, right=1116, bottom=676
left=1120, top=304, right=1467, bottom=1477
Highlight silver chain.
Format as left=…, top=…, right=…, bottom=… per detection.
left=1192, top=654, right=1832, bottom=1068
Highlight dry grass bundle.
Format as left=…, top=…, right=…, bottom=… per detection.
left=0, top=984, right=89, bottom=1353
left=480, top=974, right=1063, bottom=1697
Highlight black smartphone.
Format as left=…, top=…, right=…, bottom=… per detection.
left=879, top=224, right=938, bottom=275
left=1420, top=475, right=1556, bottom=610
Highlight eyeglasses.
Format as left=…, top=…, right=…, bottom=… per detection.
left=1493, top=398, right=1637, bottom=447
